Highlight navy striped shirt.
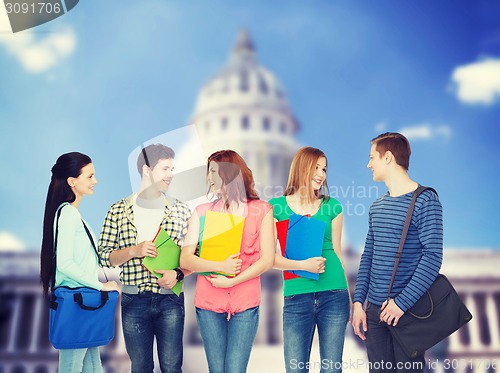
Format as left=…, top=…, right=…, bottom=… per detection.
left=353, top=188, right=443, bottom=312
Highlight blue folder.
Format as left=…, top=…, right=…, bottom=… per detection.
left=285, top=214, right=326, bottom=280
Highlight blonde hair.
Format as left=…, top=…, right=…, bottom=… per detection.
left=284, top=147, right=330, bottom=204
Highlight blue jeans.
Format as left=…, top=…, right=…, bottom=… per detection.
left=121, top=292, right=185, bottom=373
left=59, top=347, right=103, bottom=373
left=283, top=290, right=349, bottom=373
left=196, top=306, right=259, bottom=373
left=365, top=302, right=425, bottom=373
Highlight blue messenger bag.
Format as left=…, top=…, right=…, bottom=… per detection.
left=49, top=286, right=118, bottom=349
left=48, top=204, right=118, bottom=349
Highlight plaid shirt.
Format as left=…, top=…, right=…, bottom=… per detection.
left=98, top=193, right=191, bottom=293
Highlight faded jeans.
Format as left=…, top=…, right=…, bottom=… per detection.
left=196, top=306, right=259, bottom=373
left=283, top=290, right=350, bottom=373
left=121, top=292, right=185, bottom=373
left=58, top=347, right=103, bottom=373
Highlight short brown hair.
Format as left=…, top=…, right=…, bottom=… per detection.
left=371, top=132, right=411, bottom=171
left=137, top=144, right=175, bottom=176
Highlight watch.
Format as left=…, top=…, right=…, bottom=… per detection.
left=174, top=268, right=184, bottom=282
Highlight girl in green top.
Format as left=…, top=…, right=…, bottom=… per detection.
left=269, top=147, right=351, bottom=373
left=40, top=152, right=119, bottom=373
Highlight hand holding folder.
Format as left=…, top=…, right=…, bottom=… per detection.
left=276, top=214, right=326, bottom=280
left=276, top=219, right=299, bottom=280
left=142, top=228, right=183, bottom=296
left=199, top=210, right=245, bottom=277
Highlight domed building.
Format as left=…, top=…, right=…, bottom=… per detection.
left=2, top=30, right=499, bottom=373
left=189, top=29, right=299, bottom=198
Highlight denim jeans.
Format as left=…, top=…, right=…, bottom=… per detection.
left=121, top=292, right=185, bottom=373
left=283, top=290, right=349, bottom=373
left=196, top=306, right=259, bottom=373
left=365, top=302, right=425, bottom=373
left=59, top=347, right=103, bottom=373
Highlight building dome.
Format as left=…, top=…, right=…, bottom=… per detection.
left=193, top=30, right=296, bottom=124
left=189, top=30, right=299, bottom=198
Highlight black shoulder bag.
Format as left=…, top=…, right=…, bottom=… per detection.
left=386, top=186, right=472, bottom=358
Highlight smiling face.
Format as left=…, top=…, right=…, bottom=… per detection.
left=367, top=144, right=387, bottom=182
left=208, top=161, right=223, bottom=193
left=311, top=156, right=327, bottom=192
left=68, top=163, right=97, bottom=198
left=149, top=158, right=174, bottom=193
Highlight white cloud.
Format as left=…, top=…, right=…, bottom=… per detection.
left=0, top=9, right=76, bottom=73
left=0, top=232, right=26, bottom=251
left=451, top=58, right=500, bottom=105
left=399, top=123, right=452, bottom=141
left=374, top=122, right=387, bottom=132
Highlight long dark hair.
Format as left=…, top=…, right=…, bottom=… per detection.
left=40, top=152, right=92, bottom=297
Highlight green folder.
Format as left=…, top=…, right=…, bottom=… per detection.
left=142, top=228, right=183, bottom=296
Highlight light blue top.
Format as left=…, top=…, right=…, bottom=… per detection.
left=54, top=203, right=103, bottom=290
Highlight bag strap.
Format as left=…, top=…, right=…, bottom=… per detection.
left=51, top=203, right=108, bottom=292
left=81, top=219, right=108, bottom=282
left=74, top=290, right=109, bottom=310
left=386, top=186, right=437, bottom=299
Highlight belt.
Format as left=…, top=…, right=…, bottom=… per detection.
left=121, top=284, right=176, bottom=295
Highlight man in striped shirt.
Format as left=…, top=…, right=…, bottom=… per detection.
left=352, top=133, right=443, bottom=373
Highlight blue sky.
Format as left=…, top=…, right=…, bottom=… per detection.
left=0, top=0, right=499, bottom=251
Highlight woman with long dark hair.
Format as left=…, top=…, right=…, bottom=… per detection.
left=180, top=149, right=275, bottom=373
left=269, top=147, right=351, bottom=373
left=40, top=152, right=119, bottom=373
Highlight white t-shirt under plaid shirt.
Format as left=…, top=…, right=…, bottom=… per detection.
left=98, top=193, right=191, bottom=293
left=134, top=194, right=166, bottom=244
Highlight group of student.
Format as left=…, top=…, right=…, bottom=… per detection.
left=40, top=131, right=443, bottom=373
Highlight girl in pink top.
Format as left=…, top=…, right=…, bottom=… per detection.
left=180, top=150, right=275, bottom=373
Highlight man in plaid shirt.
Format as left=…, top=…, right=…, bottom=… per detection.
left=98, top=144, right=191, bottom=373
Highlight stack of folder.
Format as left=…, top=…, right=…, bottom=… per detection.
left=142, top=228, right=183, bottom=296
left=276, top=214, right=326, bottom=280
left=198, top=210, right=245, bottom=277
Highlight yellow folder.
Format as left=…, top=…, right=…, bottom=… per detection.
left=200, top=210, right=245, bottom=276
